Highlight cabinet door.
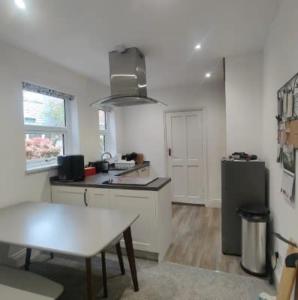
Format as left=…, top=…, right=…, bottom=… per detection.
left=88, top=188, right=111, bottom=209
left=110, top=189, right=156, bottom=251
left=51, top=186, right=87, bottom=206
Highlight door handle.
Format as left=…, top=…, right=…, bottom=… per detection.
left=83, top=189, right=88, bottom=207
left=168, top=148, right=172, bottom=156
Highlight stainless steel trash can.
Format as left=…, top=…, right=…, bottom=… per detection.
left=239, top=205, right=269, bottom=276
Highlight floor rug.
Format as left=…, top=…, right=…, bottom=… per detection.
left=29, top=254, right=275, bottom=300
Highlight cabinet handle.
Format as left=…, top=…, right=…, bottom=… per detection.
left=83, top=189, right=88, bottom=207
left=168, top=148, right=172, bottom=156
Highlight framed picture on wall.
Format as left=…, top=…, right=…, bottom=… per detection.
left=281, top=169, right=295, bottom=202
left=282, top=144, right=295, bottom=175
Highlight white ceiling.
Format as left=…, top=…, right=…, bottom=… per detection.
left=0, top=0, right=280, bottom=89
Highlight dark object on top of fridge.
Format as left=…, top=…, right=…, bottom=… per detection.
left=229, top=152, right=258, bottom=161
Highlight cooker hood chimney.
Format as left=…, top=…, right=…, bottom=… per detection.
left=91, top=47, right=162, bottom=108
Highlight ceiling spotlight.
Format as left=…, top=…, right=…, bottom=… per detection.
left=205, top=72, right=211, bottom=78
left=15, top=0, right=26, bottom=10
left=194, top=43, right=201, bottom=50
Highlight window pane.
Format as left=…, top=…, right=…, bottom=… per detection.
left=99, top=134, right=105, bottom=154
left=98, top=110, right=106, bottom=131
left=23, top=90, right=66, bottom=127
left=25, top=132, right=64, bottom=163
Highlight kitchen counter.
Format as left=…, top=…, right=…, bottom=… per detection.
left=51, top=161, right=172, bottom=261
left=50, top=162, right=171, bottom=191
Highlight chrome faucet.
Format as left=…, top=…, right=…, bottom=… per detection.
left=101, top=152, right=112, bottom=161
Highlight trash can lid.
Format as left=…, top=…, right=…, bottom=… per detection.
left=238, top=204, right=270, bottom=221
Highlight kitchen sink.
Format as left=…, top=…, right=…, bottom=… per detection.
left=102, top=177, right=157, bottom=186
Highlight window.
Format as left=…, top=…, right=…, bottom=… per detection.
left=23, top=83, right=73, bottom=171
left=98, top=109, right=110, bottom=154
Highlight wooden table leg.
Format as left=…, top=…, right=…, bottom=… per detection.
left=123, top=227, right=139, bottom=292
left=101, top=252, right=108, bottom=298
left=25, top=248, right=32, bottom=271
left=85, top=258, right=93, bottom=300
left=116, top=241, right=125, bottom=275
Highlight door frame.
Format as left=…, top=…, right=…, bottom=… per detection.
left=163, top=108, right=208, bottom=204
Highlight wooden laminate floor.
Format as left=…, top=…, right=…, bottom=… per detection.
left=165, top=204, right=247, bottom=276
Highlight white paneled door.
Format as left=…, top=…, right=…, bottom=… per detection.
left=166, top=111, right=205, bottom=204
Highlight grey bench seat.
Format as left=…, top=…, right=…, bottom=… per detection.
left=0, top=265, right=63, bottom=299
left=0, top=283, right=55, bottom=300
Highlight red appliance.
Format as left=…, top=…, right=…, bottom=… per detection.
left=84, top=167, right=96, bottom=177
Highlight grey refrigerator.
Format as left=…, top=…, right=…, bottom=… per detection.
left=221, top=160, right=266, bottom=256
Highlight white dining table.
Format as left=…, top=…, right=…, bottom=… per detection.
left=0, top=202, right=139, bottom=300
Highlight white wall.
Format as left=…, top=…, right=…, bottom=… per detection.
left=0, top=40, right=112, bottom=261
left=0, top=41, right=109, bottom=206
left=225, top=0, right=298, bottom=284
left=118, top=82, right=226, bottom=205
left=261, top=0, right=298, bottom=283
left=225, top=52, right=263, bottom=156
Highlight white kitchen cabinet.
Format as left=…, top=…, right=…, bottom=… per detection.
left=88, top=188, right=110, bottom=209
left=109, top=184, right=172, bottom=261
left=52, top=186, right=110, bottom=209
left=109, top=189, right=157, bottom=252
left=51, top=181, right=172, bottom=262
left=51, top=186, right=87, bottom=207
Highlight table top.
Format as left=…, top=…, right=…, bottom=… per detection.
left=0, top=284, right=53, bottom=300
left=0, top=202, right=138, bottom=257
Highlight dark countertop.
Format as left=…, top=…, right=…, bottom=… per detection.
left=50, top=162, right=171, bottom=191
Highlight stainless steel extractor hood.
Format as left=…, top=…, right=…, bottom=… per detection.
left=91, top=47, right=163, bottom=108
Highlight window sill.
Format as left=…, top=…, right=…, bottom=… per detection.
left=26, top=165, right=58, bottom=175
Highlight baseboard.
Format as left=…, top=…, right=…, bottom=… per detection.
left=206, top=199, right=221, bottom=208
left=109, top=246, right=158, bottom=261
left=172, top=202, right=205, bottom=206
left=9, top=248, right=40, bottom=267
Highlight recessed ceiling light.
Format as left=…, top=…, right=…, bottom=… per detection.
left=15, top=0, right=26, bottom=10
left=205, top=72, right=211, bottom=78
left=194, top=43, right=201, bottom=50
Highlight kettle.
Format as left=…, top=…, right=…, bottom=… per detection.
left=88, top=160, right=109, bottom=173
left=100, top=160, right=109, bottom=173
left=100, top=152, right=112, bottom=173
